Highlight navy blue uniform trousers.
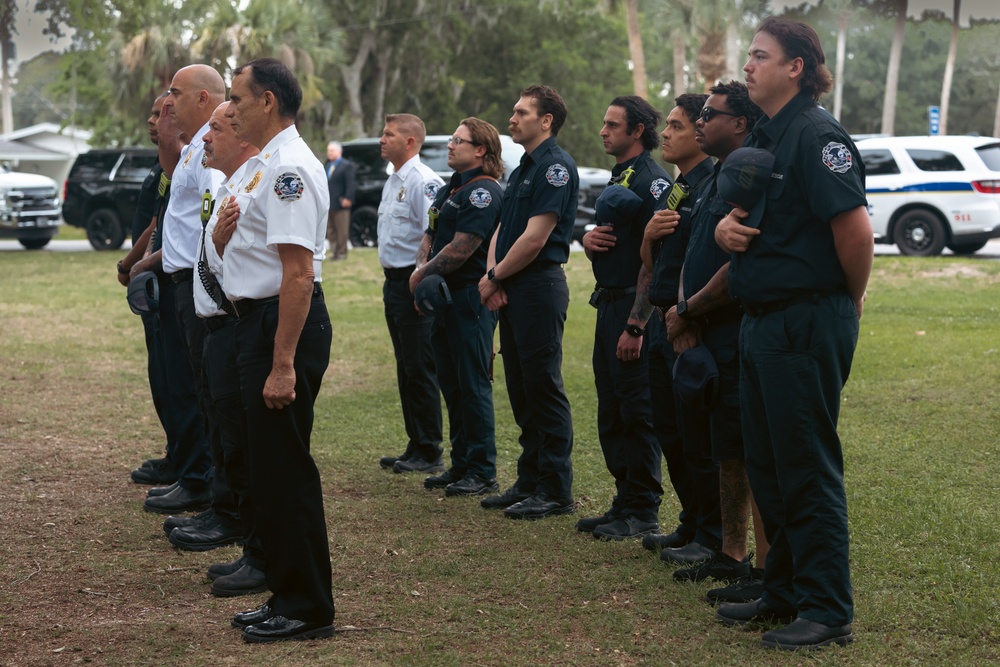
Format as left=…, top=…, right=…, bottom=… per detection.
left=740, top=292, right=857, bottom=626
left=592, top=294, right=662, bottom=523
left=497, top=265, right=574, bottom=501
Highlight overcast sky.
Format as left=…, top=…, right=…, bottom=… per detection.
left=9, top=0, right=1000, bottom=71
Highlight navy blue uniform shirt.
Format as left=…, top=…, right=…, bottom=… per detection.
left=592, top=150, right=671, bottom=289
left=648, top=157, right=714, bottom=307
left=730, top=92, right=867, bottom=307
left=427, top=167, right=503, bottom=289
left=495, top=136, right=579, bottom=267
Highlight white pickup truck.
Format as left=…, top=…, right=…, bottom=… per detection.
left=0, top=166, right=62, bottom=249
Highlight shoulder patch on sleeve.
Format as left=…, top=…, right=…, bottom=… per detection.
left=545, top=164, right=570, bottom=187
left=650, top=178, right=669, bottom=199
left=469, top=187, right=493, bottom=209
left=273, top=172, right=304, bottom=201
left=424, top=181, right=440, bottom=199
left=822, top=142, right=853, bottom=174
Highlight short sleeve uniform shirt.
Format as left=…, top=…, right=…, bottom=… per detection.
left=222, top=126, right=329, bottom=301
left=377, top=155, right=444, bottom=269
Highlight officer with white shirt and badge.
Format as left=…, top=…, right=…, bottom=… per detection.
left=375, top=113, right=446, bottom=475
left=214, top=57, right=334, bottom=643
left=143, top=64, right=225, bottom=517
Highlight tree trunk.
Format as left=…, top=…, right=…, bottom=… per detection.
left=337, top=29, right=375, bottom=139
left=939, top=0, right=960, bottom=135
left=994, top=78, right=1000, bottom=139
left=833, top=12, right=847, bottom=121
left=881, top=0, right=907, bottom=136
left=626, top=0, right=647, bottom=98
left=672, top=28, right=686, bottom=97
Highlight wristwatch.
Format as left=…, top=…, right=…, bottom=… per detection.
left=117, top=260, right=128, bottom=275
left=487, top=267, right=498, bottom=283
left=676, top=299, right=692, bottom=320
left=625, top=324, right=645, bottom=338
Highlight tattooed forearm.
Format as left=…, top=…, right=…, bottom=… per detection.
left=628, top=264, right=657, bottom=326
left=423, top=232, right=483, bottom=277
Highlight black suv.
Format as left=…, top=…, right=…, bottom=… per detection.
left=62, top=148, right=158, bottom=250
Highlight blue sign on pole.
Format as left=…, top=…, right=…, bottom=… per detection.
left=928, top=106, right=940, bottom=136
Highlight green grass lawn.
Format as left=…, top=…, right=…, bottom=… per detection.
left=1, top=248, right=998, bottom=665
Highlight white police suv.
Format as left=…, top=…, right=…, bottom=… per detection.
left=856, top=135, right=1000, bottom=256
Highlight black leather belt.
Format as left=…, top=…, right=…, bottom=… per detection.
left=383, top=265, right=415, bottom=280
left=169, top=269, right=193, bottom=283
left=230, top=283, right=323, bottom=318
left=591, top=285, right=637, bottom=305
left=741, top=291, right=838, bottom=318
left=204, top=314, right=235, bottom=332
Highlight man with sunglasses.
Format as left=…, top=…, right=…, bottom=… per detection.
left=661, top=82, right=770, bottom=606
left=577, top=96, right=671, bottom=541
left=408, top=119, right=504, bottom=497
left=715, top=18, right=873, bottom=649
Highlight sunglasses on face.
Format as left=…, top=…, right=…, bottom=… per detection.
left=699, top=107, right=743, bottom=123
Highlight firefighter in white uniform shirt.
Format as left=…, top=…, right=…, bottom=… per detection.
left=213, top=58, right=334, bottom=644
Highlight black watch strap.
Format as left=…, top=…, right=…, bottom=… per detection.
left=626, top=324, right=645, bottom=338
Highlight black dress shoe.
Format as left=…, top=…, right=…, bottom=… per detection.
left=673, top=553, right=751, bottom=582
left=660, top=541, right=716, bottom=565
left=146, top=481, right=180, bottom=499
left=169, top=522, right=242, bottom=551
left=232, top=603, right=272, bottom=628
left=208, top=555, right=247, bottom=581
left=379, top=451, right=410, bottom=470
left=392, top=456, right=445, bottom=474
left=131, top=458, right=177, bottom=485
left=480, top=485, right=531, bottom=510
left=706, top=569, right=764, bottom=605
left=593, top=516, right=659, bottom=541
left=424, top=468, right=462, bottom=490
left=242, top=615, right=334, bottom=643
left=143, top=485, right=212, bottom=515
left=642, top=530, right=690, bottom=552
left=162, top=509, right=216, bottom=536
left=445, top=474, right=499, bottom=497
left=760, top=618, right=853, bottom=650
left=575, top=511, right=617, bottom=533
left=503, top=495, right=575, bottom=520
left=716, top=598, right=796, bottom=627
left=211, top=563, right=268, bottom=597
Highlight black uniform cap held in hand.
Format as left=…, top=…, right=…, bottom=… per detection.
left=717, top=147, right=775, bottom=229
left=414, top=274, right=453, bottom=314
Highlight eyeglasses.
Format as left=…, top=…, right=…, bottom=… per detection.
left=699, top=107, right=743, bottom=123
left=448, top=136, right=479, bottom=146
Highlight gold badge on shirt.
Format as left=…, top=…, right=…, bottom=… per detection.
left=244, top=171, right=263, bottom=193
left=201, top=153, right=208, bottom=168
left=182, top=151, right=193, bottom=168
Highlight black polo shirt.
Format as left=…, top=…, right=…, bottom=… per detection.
left=131, top=162, right=164, bottom=244
left=648, top=157, right=714, bottom=307
left=592, top=150, right=671, bottom=289
left=427, top=167, right=503, bottom=289
left=681, top=166, right=731, bottom=301
left=495, top=136, right=579, bottom=267
left=729, top=92, right=867, bottom=308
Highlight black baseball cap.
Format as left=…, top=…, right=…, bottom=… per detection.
left=414, top=274, right=452, bottom=314
left=672, top=344, right=719, bottom=409
left=595, top=184, right=644, bottom=226
left=717, top=147, right=775, bottom=229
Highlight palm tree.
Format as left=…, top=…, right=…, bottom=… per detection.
left=881, top=0, right=908, bottom=136
left=939, top=0, right=960, bottom=134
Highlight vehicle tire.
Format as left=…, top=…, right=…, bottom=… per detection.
left=892, top=208, right=946, bottom=256
left=85, top=208, right=125, bottom=250
left=18, top=236, right=51, bottom=250
left=349, top=206, right=378, bottom=248
left=946, top=240, right=987, bottom=255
